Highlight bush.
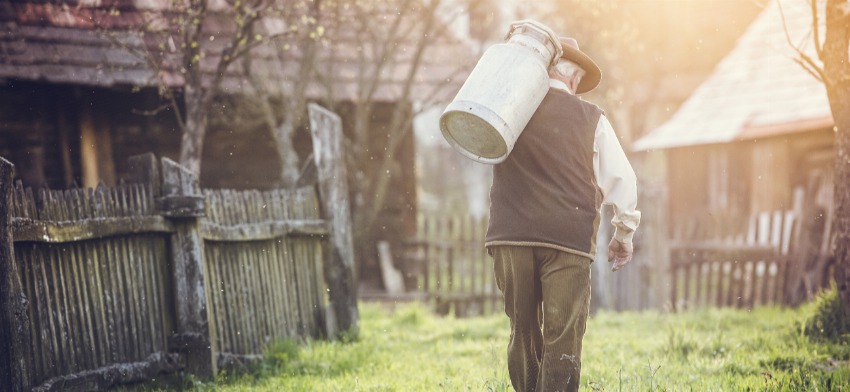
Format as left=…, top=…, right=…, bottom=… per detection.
left=802, top=288, right=850, bottom=342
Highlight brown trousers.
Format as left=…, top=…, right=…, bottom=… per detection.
left=491, top=246, right=592, bottom=392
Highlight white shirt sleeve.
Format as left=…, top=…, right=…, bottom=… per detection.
left=593, top=115, right=641, bottom=244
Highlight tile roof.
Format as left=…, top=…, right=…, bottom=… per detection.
left=0, top=1, right=474, bottom=102
left=633, top=0, right=833, bottom=151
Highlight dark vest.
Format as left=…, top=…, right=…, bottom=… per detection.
left=485, top=89, right=603, bottom=257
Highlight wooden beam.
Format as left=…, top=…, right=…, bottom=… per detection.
left=308, top=103, right=359, bottom=338
left=32, top=352, right=181, bottom=392
left=0, top=157, right=32, bottom=392
left=11, top=216, right=173, bottom=243
left=199, top=220, right=328, bottom=242
left=160, top=158, right=216, bottom=379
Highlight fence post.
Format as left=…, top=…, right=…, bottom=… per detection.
left=308, top=103, right=359, bottom=337
left=159, top=158, right=217, bottom=379
left=0, top=157, right=31, bottom=392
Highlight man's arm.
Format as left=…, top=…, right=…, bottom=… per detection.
left=592, top=115, right=641, bottom=270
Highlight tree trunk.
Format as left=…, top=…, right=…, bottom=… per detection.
left=823, top=0, right=850, bottom=306
left=179, top=85, right=208, bottom=177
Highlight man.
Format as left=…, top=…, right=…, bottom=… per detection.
left=486, top=36, right=641, bottom=392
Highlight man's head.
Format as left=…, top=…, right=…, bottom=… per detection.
left=550, top=37, right=601, bottom=94
left=549, top=60, right=586, bottom=94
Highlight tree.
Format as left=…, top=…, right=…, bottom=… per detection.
left=785, top=0, right=850, bottom=306
left=110, top=0, right=473, bottom=280
left=305, top=0, right=473, bottom=276
left=101, top=0, right=314, bottom=177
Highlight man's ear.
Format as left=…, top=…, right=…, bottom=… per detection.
left=569, top=71, right=582, bottom=92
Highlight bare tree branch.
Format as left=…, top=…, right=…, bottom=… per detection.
left=793, top=56, right=826, bottom=83
left=360, top=0, right=444, bottom=233
left=810, top=0, right=825, bottom=60
left=777, top=0, right=827, bottom=82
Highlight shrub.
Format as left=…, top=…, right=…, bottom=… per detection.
left=802, top=288, right=850, bottom=342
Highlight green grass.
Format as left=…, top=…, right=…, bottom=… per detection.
left=149, top=295, right=850, bottom=391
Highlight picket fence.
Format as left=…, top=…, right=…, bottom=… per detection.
left=406, top=213, right=500, bottom=317
left=0, top=154, right=338, bottom=391
left=669, top=211, right=797, bottom=310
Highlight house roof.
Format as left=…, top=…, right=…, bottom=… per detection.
left=0, top=1, right=473, bottom=102
left=633, top=0, right=833, bottom=151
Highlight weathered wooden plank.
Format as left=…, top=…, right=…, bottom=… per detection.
left=92, top=240, right=117, bottom=365
left=106, top=238, right=131, bottom=363
left=270, top=239, right=291, bottom=339
left=18, top=248, right=42, bottom=383
left=34, top=245, right=60, bottom=380
left=283, top=239, right=300, bottom=338
left=235, top=245, right=256, bottom=354
left=134, top=237, right=156, bottom=356
left=249, top=244, right=269, bottom=352
left=260, top=241, right=280, bottom=340
left=116, top=237, right=137, bottom=361
left=217, top=244, right=235, bottom=354
left=309, top=104, right=358, bottom=336
left=204, top=244, right=225, bottom=355
left=67, top=244, right=91, bottom=372
left=32, top=352, right=182, bottom=392
left=310, top=237, right=326, bottom=337
left=12, top=216, right=174, bottom=244
left=291, top=239, right=308, bottom=335
left=121, top=236, right=143, bottom=362
left=19, top=247, right=40, bottom=386
left=25, top=187, right=37, bottom=220
left=296, top=238, right=315, bottom=335
left=152, top=237, right=171, bottom=350
left=253, top=243, right=274, bottom=348
left=289, top=195, right=311, bottom=335
left=161, top=157, right=216, bottom=378
left=213, top=245, right=230, bottom=353
left=280, top=239, right=298, bottom=339
left=231, top=244, right=250, bottom=354
left=240, top=243, right=260, bottom=354
left=227, top=245, right=244, bottom=354
left=52, top=245, right=78, bottom=374
left=205, top=191, right=219, bottom=224
left=86, top=243, right=107, bottom=367
left=199, top=220, right=328, bottom=242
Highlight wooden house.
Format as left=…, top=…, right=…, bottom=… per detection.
left=634, top=0, right=834, bottom=303
left=0, top=0, right=472, bottom=289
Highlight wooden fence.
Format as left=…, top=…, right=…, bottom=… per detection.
left=406, top=213, right=501, bottom=317
left=0, top=151, right=354, bottom=391
left=670, top=211, right=796, bottom=310
left=203, top=187, right=327, bottom=359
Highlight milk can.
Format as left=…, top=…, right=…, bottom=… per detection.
left=439, top=20, right=562, bottom=164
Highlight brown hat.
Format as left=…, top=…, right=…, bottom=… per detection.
left=559, top=37, right=601, bottom=94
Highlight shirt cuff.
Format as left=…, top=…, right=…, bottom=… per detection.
left=614, top=227, right=635, bottom=244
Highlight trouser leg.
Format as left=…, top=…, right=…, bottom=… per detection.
left=536, top=248, right=591, bottom=392
left=492, top=246, right=592, bottom=392
left=492, top=246, right=542, bottom=392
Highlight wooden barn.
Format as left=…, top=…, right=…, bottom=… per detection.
left=0, top=0, right=472, bottom=288
left=634, top=0, right=834, bottom=307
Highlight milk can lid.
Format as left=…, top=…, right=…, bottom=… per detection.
left=504, top=20, right=563, bottom=68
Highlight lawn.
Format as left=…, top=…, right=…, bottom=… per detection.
left=174, top=294, right=850, bottom=391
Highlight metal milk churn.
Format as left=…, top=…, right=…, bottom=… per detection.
left=439, top=20, right=562, bottom=164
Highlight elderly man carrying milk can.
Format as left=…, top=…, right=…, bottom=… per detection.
left=484, top=35, right=641, bottom=391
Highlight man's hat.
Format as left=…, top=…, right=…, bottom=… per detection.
left=559, top=37, right=601, bottom=94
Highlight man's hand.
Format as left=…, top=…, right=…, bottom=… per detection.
left=608, top=238, right=633, bottom=272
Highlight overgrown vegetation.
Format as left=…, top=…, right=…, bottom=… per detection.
left=132, top=293, right=850, bottom=391
left=802, top=287, right=850, bottom=342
